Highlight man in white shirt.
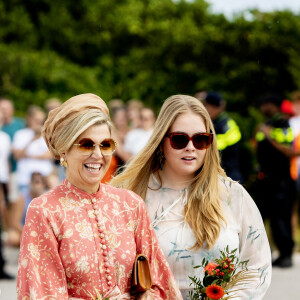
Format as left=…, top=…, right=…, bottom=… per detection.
left=12, top=106, right=53, bottom=198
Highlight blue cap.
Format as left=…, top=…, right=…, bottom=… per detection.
left=205, top=92, right=223, bottom=107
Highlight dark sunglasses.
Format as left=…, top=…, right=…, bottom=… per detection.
left=73, top=138, right=116, bottom=156
left=166, top=132, right=213, bottom=150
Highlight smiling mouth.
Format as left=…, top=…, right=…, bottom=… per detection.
left=182, top=157, right=196, bottom=161
left=84, top=163, right=102, bottom=172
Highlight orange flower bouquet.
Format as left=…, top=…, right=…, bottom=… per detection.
left=188, top=247, right=257, bottom=300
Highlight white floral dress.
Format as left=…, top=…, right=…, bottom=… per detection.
left=145, top=175, right=272, bottom=300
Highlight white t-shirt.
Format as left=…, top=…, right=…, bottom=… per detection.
left=289, top=115, right=300, bottom=137
left=12, top=128, right=53, bottom=185
left=123, top=128, right=153, bottom=155
left=0, top=130, right=11, bottom=183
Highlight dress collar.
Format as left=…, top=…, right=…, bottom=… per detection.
left=150, top=173, right=188, bottom=192
left=62, top=179, right=103, bottom=199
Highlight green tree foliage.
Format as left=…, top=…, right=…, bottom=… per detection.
left=1, top=0, right=300, bottom=181
left=1, top=0, right=300, bottom=108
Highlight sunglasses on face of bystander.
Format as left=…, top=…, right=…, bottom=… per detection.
left=166, top=132, right=213, bottom=150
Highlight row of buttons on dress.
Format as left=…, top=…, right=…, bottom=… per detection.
left=91, top=198, right=113, bottom=287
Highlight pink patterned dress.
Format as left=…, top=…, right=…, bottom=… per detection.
left=17, top=180, right=182, bottom=300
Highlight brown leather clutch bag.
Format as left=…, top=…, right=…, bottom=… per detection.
left=130, top=254, right=153, bottom=294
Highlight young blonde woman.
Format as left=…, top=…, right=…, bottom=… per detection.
left=111, top=95, right=272, bottom=299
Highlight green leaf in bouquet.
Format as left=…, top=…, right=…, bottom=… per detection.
left=223, top=273, right=231, bottom=282
left=203, top=274, right=215, bottom=287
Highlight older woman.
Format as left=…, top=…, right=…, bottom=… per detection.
left=111, top=95, right=272, bottom=299
left=17, top=94, right=182, bottom=300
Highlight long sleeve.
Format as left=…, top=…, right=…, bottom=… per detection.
left=17, top=203, right=69, bottom=299
left=17, top=181, right=182, bottom=299
left=134, top=196, right=183, bottom=300
left=234, top=185, right=272, bottom=299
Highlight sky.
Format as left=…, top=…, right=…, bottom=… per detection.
left=206, top=0, right=300, bottom=17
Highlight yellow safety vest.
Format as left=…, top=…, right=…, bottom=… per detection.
left=216, top=119, right=242, bottom=150
left=255, top=127, right=294, bottom=144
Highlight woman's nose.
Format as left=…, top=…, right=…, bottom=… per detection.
left=91, top=145, right=104, bottom=158
left=185, top=140, right=195, bottom=150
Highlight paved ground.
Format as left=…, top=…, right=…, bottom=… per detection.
left=0, top=246, right=300, bottom=299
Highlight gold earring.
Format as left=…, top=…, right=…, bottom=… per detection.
left=60, top=157, right=68, bottom=168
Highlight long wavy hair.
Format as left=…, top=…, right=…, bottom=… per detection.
left=111, top=95, right=226, bottom=250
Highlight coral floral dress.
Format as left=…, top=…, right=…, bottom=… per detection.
left=17, top=180, right=182, bottom=300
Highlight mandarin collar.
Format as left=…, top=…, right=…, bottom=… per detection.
left=62, top=179, right=103, bottom=199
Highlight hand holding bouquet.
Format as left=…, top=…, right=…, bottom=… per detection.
left=189, top=247, right=257, bottom=300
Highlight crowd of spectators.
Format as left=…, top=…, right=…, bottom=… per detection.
left=1, top=91, right=300, bottom=280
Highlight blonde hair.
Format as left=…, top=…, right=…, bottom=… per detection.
left=42, top=93, right=112, bottom=160
left=111, top=94, right=226, bottom=250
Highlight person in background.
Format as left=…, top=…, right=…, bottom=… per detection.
left=22, top=172, right=48, bottom=224
left=254, top=95, right=295, bottom=268
left=4, top=171, right=53, bottom=248
left=0, top=98, right=25, bottom=231
left=108, top=98, right=125, bottom=114
left=17, top=93, right=182, bottom=299
left=100, top=99, right=128, bottom=183
left=0, top=184, right=14, bottom=279
left=127, top=99, right=144, bottom=130
left=111, top=94, right=271, bottom=299
left=101, top=105, right=130, bottom=183
left=112, top=106, right=129, bottom=145
left=45, top=97, right=65, bottom=183
left=12, top=105, right=54, bottom=200
left=0, top=98, right=25, bottom=145
left=45, top=97, right=62, bottom=115
left=0, top=105, right=21, bottom=247
left=198, top=91, right=243, bottom=182
left=259, top=96, right=300, bottom=256
left=288, top=92, right=300, bottom=229
left=0, top=108, right=11, bottom=214
left=0, top=98, right=25, bottom=177
left=0, top=109, right=14, bottom=279
left=289, top=91, right=300, bottom=133
left=122, top=107, right=156, bottom=160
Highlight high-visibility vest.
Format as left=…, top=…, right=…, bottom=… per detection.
left=256, top=127, right=295, bottom=178
left=216, top=119, right=242, bottom=150
left=255, top=127, right=294, bottom=143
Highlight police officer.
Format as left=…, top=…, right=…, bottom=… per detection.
left=255, top=95, right=295, bottom=268
left=201, top=91, right=243, bottom=182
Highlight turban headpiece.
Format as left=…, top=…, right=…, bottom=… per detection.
left=42, top=93, right=110, bottom=160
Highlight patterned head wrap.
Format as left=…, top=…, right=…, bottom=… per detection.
left=42, top=93, right=110, bottom=160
